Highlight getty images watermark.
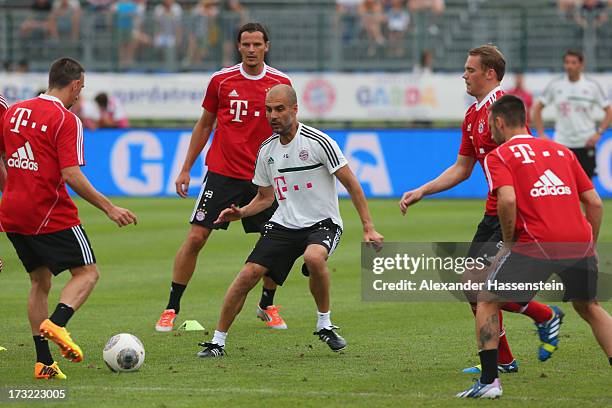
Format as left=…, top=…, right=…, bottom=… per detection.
left=361, top=243, right=612, bottom=302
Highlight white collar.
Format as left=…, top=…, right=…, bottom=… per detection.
left=38, top=93, right=63, bottom=104
left=240, top=63, right=267, bottom=80
left=476, top=85, right=503, bottom=111
left=509, top=134, right=533, bottom=141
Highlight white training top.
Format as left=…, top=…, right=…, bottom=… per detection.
left=253, top=122, right=348, bottom=230
left=539, top=74, right=610, bottom=148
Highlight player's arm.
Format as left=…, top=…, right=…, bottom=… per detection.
left=532, top=100, right=548, bottom=139
left=580, top=189, right=603, bottom=242
left=175, top=108, right=217, bottom=198
left=586, top=105, right=612, bottom=147
left=399, top=154, right=475, bottom=215
left=61, top=166, right=137, bottom=227
left=215, top=185, right=276, bottom=224
left=335, top=164, right=384, bottom=243
left=496, top=185, right=516, bottom=247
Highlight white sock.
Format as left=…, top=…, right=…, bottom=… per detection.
left=212, top=330, right=227, bottom=347
left=316, top=310, right=332, bottom=331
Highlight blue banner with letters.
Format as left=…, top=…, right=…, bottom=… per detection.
left=80, top=129, right=612, bottom=199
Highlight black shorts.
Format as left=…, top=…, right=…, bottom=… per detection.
left=467, top=214, right=503, bottom=263
left=190, top=171, right=277, bottom=233
left=246, top=219, right=342, bottom=285
left=6, top=225, right=96, bottom=276
left=485, top=251, right=598, bottom=302
left=569, top=147, right=596, bottom=178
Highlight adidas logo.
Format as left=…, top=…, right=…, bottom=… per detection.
left=267, top=157, right=274, bottom=165
left=530, top=169, right=571, bottom=197
left=229, top=89, right=239, bottom=97
left=7, top=141, right=38, bottom=171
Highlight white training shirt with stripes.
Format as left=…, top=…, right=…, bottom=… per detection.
left=539, top=74, right=610, bottom=148
left=253, top=123, right=348, bottom=230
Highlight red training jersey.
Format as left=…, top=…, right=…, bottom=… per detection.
left=484, top=135, right=594, bottom=258
left=460, top=86, right=504, bottom=215
left=0, top=94, right=85, bottom=235
left=202, top=63, right=292, bottom=180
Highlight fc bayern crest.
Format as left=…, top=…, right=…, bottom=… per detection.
left=478, top=119, right=485, bottom=134
left=195, top=211, right=205, bottom=221
left=299, top=149, right=309, bottom=161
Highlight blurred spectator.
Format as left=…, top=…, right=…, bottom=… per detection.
left=413, top=49, right=433, bottom=75
left=71, top=96, right=99, bottom=130
left=186, top=0, right=219, bottom=66
left=507, top=73, right=533, bottom=123
left=386, top=0, right=410, bottom=57
left=336, top=0, right=362, bottom=43
left=20, top=0, right=54, bottom=40
left=408, top=0, right=444, bottom=35
left=221, top=0, right=249, bottom=67
left=113, top=0, right=140, bottom=67
left=16, top=60, right=30, bottom=73
left=86, top=0, right=115, bottom=30
left=132, top=0, right=153, bottom=61
left=574, top=0, right=608, bottom=28
left=359, top=0, right=386, bottom=57
left=154, top=0, right=184, bottom=67
left=49, top=0, right=82, bottom=42
left=93, top=93, right=130, bottom=128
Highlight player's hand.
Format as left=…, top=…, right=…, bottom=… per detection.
left=214, top=204, right=243, bottom=224
left=399, top=189, right=423, bottom=215
left=364, top=228, right=384, bottom=252
left=175, top=170, right=191, bottom=198
left=106, top=206, right=138, bottom=227
left=585, top=133, right=600, bottom=147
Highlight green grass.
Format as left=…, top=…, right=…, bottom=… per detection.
left=0, top=198, right=611, bottom=407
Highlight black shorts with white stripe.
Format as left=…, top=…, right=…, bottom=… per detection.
left=246, top=218, right=342, bottom=286
left=7, top=225, right=96, bottom=275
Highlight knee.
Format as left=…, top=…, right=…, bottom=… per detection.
left=236, top=264, right=265, bottom=289
left=304, top=252, right=327, bottom=276
left=185, top=228, right=210, bottom=251
left=30, top=275, right=51, bottom=294
left=572, top=301, right=598, bottom=320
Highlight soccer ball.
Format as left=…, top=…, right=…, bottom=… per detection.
left=103, top=333, right=145, bottom=372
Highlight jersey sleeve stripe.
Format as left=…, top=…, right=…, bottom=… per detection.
left=76, top=115, right=84, bottom=165
left=303, top=133, right=339, bottom=168
left=301, top=127, right=340, bottom=167
left=0, top=95, right=8, bottom=110
left=483, top=154, right=494, bottom=193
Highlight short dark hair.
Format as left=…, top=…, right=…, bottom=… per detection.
left=468, top=45, right=506, bottom=81
left=236, top=22, right=269, bottom=43
left=489, top=95, right=526, bottom=128
left=48, top=58, right=84, bottom=89
left=94, top=93, right=109, bottom=109
left=564, top=49, right=584, bottom=63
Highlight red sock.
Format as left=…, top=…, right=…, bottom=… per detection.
left=497, top=311, right=515, bottom=364
left=522, top=301, right=553, bottom=323
left=502, top=301, right=552, bottom=323
left=501, top=302, right=524, bottom=313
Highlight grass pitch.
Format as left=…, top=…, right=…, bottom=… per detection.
left=0, top=198, right=611, bottom=407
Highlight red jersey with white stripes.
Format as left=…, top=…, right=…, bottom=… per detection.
left=0, top=94, right=85, bottom=235
left=202, top=63, right=292, bottom=180
left=460, top=86, right=504, bottom=215
left=0, top=94, right=8, bottom=118
left=484, top=135, right=594, bottom=258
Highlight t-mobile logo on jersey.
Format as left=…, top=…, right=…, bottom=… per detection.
left=509, top=144, right=536, bottom=164
left=9, top=108, right=33, bottom=133
left=274, top=176, right=287, bottom=200
left=229, top=100, right=248, bottom=122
